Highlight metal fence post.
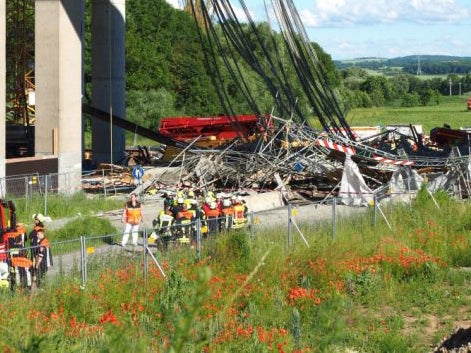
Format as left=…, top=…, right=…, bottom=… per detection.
left=373, top=194, right=377, bottom=227
left=288, top=203, right=293, bottom=247
left=25, top=177, right=29, bottom=211
left=332, top=197, right=336, bottom=239
left=44, top=175, right=48, bottom=216
left=250, top=211, right=255, bottom=240
left=102, top=169, right=107, bottom=198
left=196, top=218, right=201, bottom=260
left=80, top=236, right=87, bottom=289
left=143, top=228, right=148, bottom=281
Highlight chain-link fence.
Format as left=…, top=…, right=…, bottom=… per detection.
left=0, top=195, right=421, bottom=292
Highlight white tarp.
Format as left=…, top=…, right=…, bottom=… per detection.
left=389, top=167, right=424, bottom=194
left=339, top=155, right=373, bottom=206
left=388, top=167, right=424, bottom=202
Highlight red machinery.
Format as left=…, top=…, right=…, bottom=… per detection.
left=0, top=200, right=18, bottom=262
left=0, top=200, right=29, bottom=288
left=158, top=114, right=271, bottom=147
left=430, top=127, right=471, bottom=146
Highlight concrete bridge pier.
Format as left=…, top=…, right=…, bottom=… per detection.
left=91, top=0, right=126, bottom=166
left=34, top=0, right=84, bottom=192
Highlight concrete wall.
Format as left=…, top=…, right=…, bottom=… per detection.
left=35, top=0, right=84, bottom=192
left=91, top=0, right=126, bottom=166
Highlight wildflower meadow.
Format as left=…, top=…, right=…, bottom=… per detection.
left=1, top=189, right=471, bottom=352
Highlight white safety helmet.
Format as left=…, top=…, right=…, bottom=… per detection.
left=210, top=201, right=217, bottom=209
left=205, top=197, right=212, bottom=204
left=177, top=197, right=184, bottom=204
left=32, top=213, right=46, bottom=223
left=223, top=199, right=232, bottom=207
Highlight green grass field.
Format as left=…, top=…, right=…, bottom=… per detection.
left=346, top=95, right=471, bottom=134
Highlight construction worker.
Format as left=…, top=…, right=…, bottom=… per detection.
left=221, top=197, right=234, bottom=231
left=232, top=196, right=248, bottom=229
left=34, top=230, right=52, bottom=287
left=203, top=200, right=220, bottom=235
left=30, top=213, right=45, bottom=263
left=171, top=197, right=185, bottom=219
left=153, top=210, right=174, bottom=235
left=174, top=202, right=194, bottom=243
left=162, top=192, right=175, bottom=215
left=121, top=193, right=143, bottom=247
left=215, top=193, right=224, bottom=216
left=184, top=189, right=196, bottom=208
left=9, top=228, right=32, bottom=290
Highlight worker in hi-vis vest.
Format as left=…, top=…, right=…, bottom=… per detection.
left=121, top=193, right=143, bottom=247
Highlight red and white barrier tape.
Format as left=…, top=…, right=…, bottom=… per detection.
left=315, top=139, right=356, bottom=155
left=373, top=156, right=414, bottom=166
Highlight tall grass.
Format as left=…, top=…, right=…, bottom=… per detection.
left=11, top=192, right=124, bottom=226
left=1, top=192, right=471, bottom=352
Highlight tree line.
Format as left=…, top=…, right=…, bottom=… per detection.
left=118, top=0, right=471, bottom=129
left=5, top=0, right=471, bottom=129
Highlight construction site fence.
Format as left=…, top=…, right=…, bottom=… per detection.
left=0, top=169, right=134, bottom=216
left=1, top=195, right=427, bottom=291
left=0, top=171, right=78, bottom=210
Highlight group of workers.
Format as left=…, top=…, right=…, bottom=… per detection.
left=0, top=213, right=53, bottom=291
left=152, top=189, right=249, bottom=244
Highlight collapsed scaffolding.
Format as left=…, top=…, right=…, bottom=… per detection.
left=83, top=0, right=471, bottom=204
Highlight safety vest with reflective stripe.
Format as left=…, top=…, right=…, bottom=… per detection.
left=126, top=202, right=142, bottom=225
left=205, top=209, right=219, bottom=218
left=222, top=207, right=234, bottom=216
left=38, top=238, right=53, bottom=268
left=232, top=204, right=246, bottom=228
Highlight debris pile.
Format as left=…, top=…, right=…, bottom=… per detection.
left=82, top=116, right=471, bottom=207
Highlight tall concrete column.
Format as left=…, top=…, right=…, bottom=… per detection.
left=0, top=1, right=5, bottom=186
left=91, top=0, right=126, bottom=165
left=35, top=0, right=84, bottom=192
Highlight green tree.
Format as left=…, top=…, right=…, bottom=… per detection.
left=126, top=89, right=176, bottom=129
left=361, top=76, right=393, bottom=106
left=401, top=92, right=420, bottom=107
left=125, top=0, right=220, bottom=121
left=419, top=88, right=440, bottom=106
left=389, top=75, right=410, bottom=99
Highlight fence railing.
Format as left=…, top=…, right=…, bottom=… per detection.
left=0, top=191, right=441, bottom=292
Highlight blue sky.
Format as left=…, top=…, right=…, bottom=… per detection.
left=166, top=0, right=471, bottom=60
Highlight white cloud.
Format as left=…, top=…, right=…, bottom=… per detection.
left=300, top=0, right=470, bottom=27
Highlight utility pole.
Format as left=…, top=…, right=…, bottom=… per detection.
left=449, top=79, right=452, bottom=96
left=416, top=55, right=422, bottom=76
left=459, top=82, right=462, bottom=96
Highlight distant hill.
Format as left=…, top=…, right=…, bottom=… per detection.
left=335, top=55, right=471, bottom=75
